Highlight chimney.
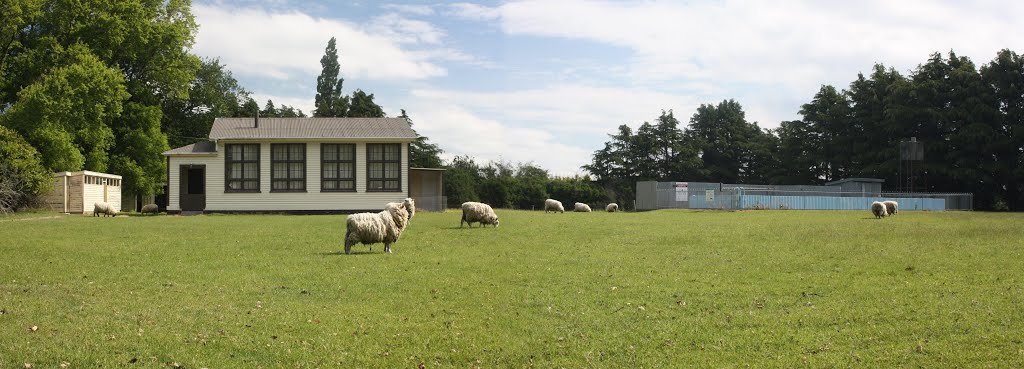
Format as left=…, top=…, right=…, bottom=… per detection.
left=255, top=110, right=259, bottom=128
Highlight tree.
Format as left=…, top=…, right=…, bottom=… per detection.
left=981, top=49, right=1024, bottom=210
left=313, top=37, right=349, bottom=117
left=348, top=89, right=385, bottom=118
left=0, top=125, right=50, bottom=212
left=1, top=44, right=129, bottom=172
left=686, top=100, right=771, bottom=183
left=798, top=85, right=853, bottom=182
left=162, top=57, right=251, bottom=148
left=1, top=0, right=201, bottom=196
left=262, top=99, right=278, bottom=117
left=400, top=109, right=444, bottom=168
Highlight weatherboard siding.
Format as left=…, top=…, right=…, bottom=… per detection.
left=167, top=141, right=409, bottom=212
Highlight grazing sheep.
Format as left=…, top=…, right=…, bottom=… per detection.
left=385, top=198, right=416, bottom=224
left=93, top=202, right=118, bottom=217
left=461, top=201, right=499, bottom=228
left=544, top=199, right=564, bottom=213
left=870, top=201, right=888, bottom=219
left=140, top=204, right=159, bottom=215
left=344, top=204, right=410, bottom=254
left=574, top=202, right=592, bottom=212
left=606, top=203, right=619, bottom=212
left=883, top=200, right=898, bottom=216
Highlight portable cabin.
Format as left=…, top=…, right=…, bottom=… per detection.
left=44, top=171, right=123, bottom=214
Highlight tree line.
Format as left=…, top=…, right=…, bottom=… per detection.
left=586, top=50, right=1024, bottom=211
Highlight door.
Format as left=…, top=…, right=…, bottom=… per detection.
left=179, top=165, right=206, bottom=211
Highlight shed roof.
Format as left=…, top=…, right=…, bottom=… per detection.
left=162, top=141, right=217, bottom=156
left=825, top=178, right=885, bottom=186
left=208, top=117, right=418, bottom=140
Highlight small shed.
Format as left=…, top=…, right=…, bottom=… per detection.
left=409, top=168, right=445, bottom=211
left=44, top=171, right=122, bottom=214
left=824, top=178, right=884, bottom=195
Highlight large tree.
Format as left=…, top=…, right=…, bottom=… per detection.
left=1, top=0, right=201, bottom=197
left=313, top=37, right=349, bottom=117
left=162, top=57, right=251, bottom=148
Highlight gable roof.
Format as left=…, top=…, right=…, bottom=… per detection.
left=162, top=140, right=217, bottom=156
left=208, top=117, right=418, bottom=140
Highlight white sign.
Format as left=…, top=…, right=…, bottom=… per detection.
left=706, top=190, right=715, bottom=202
left=674, top=182, right=688, bottom=202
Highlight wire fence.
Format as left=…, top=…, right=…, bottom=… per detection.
left=643, top=186, right=972, bottom=211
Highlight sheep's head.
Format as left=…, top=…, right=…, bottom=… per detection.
left=488, top=214, right=500, bottom=227
left=403, top=198, right=416, bottom=216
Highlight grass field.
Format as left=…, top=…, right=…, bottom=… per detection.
left=1, top=209, right=1023, bottom=367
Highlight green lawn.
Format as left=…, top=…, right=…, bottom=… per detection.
left=1, top=209, right=1022, bottom=367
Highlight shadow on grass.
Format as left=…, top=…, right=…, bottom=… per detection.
left=317, top=250, right=383, bottom=256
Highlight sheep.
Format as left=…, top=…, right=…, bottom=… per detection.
left=544, top=199, right=564, bottom=213
left=883, top=200, right=898, bottom=216
left=385, top=198, right=416, bottom=224
left=93, top=202, right=118, bottom=217
left=140, top=204, right=159, bottom=215
left=461, top=201, right=499, bottom=228
left=574, top=202, right=592, bottom=212
left=343, top=204, right=410, bottom=254
left=870, top=201, right=888, bottom=219
left=606, top=203, right=619, bottom=212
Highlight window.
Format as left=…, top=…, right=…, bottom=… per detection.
left=366, top=143, right=401, bottom=192
left=321, top=144, right=356, bottom=192
left=271, top=143, right=306, bottom=192
left=225, top=144, right=260, bottom=192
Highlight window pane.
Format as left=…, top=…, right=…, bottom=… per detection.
left=339, top=163, right=353, bottom=178
left=244, top=180, right=258, bottom=190
left=323, top=163, right=338, bottom=179
left=272, top=146, right=285, bottom=161
left=230, top=163, right=242, bottom=179
left=290, top=163, right=303, bottom=178
left=339, top=145, right=354, bottom=161
left=384, top=144, right=399, bottom=161
left=339, top=180, right=353, bottom=190
left=230, top=145, right=241, bottom=160
left=290, top=144, right=303, bottom=159
left=369, top=180, right=382, bottom=190
left=323, top=144, right=337, bottom=161
left=244, top=145, right=259, bottom=161
left=385, top=163, right=399, bottom=179
left=244, top=163, right=258, bottom=179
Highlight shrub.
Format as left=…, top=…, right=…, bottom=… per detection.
left=0, top=126, right=51, bottom=213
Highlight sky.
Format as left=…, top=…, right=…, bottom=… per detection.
left=191, top=0, right=1023, bottom=176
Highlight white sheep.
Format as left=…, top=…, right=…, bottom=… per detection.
left=606, top=203, right=619, bottom=212
left=883, top=200, right=898, bottom=216
left=344, top=204, right=410, bottom=254
left=385, top=198, right=416, bottom=224
left=93, top=202, right=118, bottom=217
left=870, top=201, right=888, bottom=219
left=461, top=201, right=499, bottom=228
left=544, top=199, right=564, bottom=213
left=141, top=204, right=159, bottom=215
left=574, top=202, right=592, bottom=212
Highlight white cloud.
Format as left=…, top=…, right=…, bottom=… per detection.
left=368, top=13, right=445, bottom=45
left=192, top=4, right=447, bottom=81
left=446, top=3, right=501, bottom=21
left=475, top=0, right=1023, bottom=126
left=403, top=103, right=595, bottom=176
left=381, top=3, right=435, bottom=16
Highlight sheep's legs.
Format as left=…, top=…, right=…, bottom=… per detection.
left=384, top=243, right=392, bottom=253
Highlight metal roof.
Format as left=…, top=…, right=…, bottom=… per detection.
left=163, top=141, right=218, bottom=156
left=208, top=117, right=418, bottom=140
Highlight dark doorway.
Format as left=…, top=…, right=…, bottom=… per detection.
left=180, top=165, right=206, bottom=211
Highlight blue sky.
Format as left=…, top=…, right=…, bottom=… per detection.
left=191, top=0, right=1022, bottom=175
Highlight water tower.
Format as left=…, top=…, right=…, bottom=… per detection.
left=899, top=137, right=924, bottom=193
